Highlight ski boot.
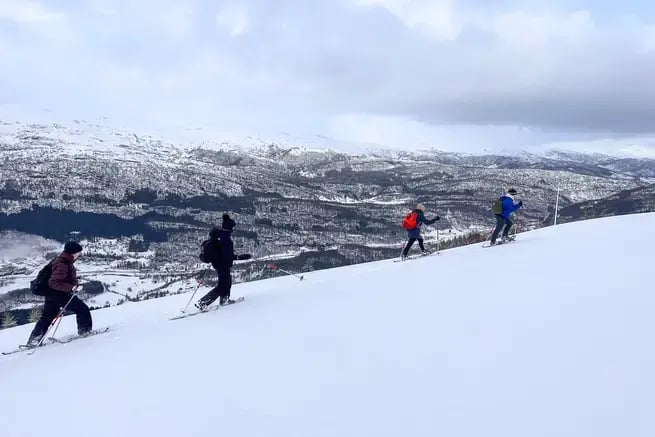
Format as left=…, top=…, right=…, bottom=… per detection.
left=78, top=328, right=93, bottom=337
left=26, top=334, right=42, bottom=348
left=219, top=296, right=235, bottom=306
left=194, top=300, right=208, bottom=311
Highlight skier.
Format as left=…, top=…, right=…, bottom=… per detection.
left=195, top=214, right=252, bottom=310
left=401, top=203, right=439, bottom=259
left=27, top=241, right=92, bottom=346
left=490, top=188, right=523, bottom=245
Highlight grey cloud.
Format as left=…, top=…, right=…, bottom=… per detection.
left=242, top=5, right=655, bottom=135
left=2, top=0, right=655, bottom=144
left=405, top=92, right=655, bottom=134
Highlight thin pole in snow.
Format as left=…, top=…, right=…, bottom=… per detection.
left=554, top=176, right=561, bottom=226
left=180, top=269, right=210, bottom=313
left=266, top=263, right=304, bottom=281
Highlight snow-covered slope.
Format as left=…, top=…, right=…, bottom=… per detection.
left=1, top=214, right=653, bottom=437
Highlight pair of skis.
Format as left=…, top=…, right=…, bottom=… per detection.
left=394, top=249, right=439, bottom=263
left=169, top=296, right=245, bottom=320
left=481, top=237, right=516, bottom=248
left=2, top=327, right=111, bottom=356
left=3, top=296, right=246, bottom=354
left=395, top=236, right=518, bottom=258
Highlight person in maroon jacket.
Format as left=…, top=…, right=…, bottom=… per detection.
left=27, top=241, right=93, bottom=346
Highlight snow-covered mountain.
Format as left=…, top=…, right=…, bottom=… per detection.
left=552, top=183, right=655, bottom=224
left=1, top=213, right=652, bottom=437
left=1, top=116, right=655, bottom=317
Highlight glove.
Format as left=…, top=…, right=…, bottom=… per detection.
left=435, top=216, right=440, bottom=221
left=237, top=254, right=252, bottom=260
left=518, top=201, right=523, bottom=206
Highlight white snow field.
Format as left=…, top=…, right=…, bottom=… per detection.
left=1, top=213, right=654, bottom=437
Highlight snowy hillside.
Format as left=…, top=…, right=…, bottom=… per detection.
left=0, top=213, right=652, bottom=437
left=2, top=115, right=655, bottom=315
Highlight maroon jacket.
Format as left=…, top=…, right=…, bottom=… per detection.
left=48, top=252, right=78, bottom=293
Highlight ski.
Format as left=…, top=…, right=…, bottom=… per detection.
left=2, top=345, right=36, bottom=355
left=482, top=238, right=516, bottom=248
left=3, top=339, right=61, bottom=355
left=169, top=297, right=245, bottom=320
left=169, top=304, right=221, bottom=320
left=47, top=327, right=111, bottom=344
left=393, top=250, right=439, bottom=263
left=2, top=327, right=111, bottom=355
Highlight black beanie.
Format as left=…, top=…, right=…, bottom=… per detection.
left=64, top=241, right=83, bottom=254
left=222, top=214, right=236, bottom=231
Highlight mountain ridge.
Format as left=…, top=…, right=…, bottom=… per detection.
left=1, top=116, right=654, bottom=319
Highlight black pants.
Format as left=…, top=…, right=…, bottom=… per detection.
left=491, top=214, right=513, bottom=243
left=402, top=237, right=425, bottom=257
left=198, top=269, right=232, bottom=306
left=29, top=292, right=92, bottom=341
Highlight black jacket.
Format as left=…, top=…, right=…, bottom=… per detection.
left=209, top=228, right=237, bottom=271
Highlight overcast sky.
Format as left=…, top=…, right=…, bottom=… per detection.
left=1, top=0, right=654, bottom=156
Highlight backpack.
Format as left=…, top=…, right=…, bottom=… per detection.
left=402, top=211, right=419, bottom=230
left=199, top=238, right=221, bottom=264
left=30, top=261, right=54, bottom=296
left=492, top=197, right=503, bottom=215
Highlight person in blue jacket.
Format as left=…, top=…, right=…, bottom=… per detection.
left=401, top=203, right=439, bottom=259
left=490, top=188, right=523, bottom=245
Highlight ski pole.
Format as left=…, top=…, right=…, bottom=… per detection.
left=436, top=222, right=440, bottom=253
left=399, top=241, right=406, bottom=259
left=29, top=289, right=79, bottom=354
left=266, top=263, right=304, bottom=281
left=483, top=226, right=494, bottom=245
left=180, top=269, right=210, bottom=313
left=46, top=290, right=79, bottom=340
left=278, top=268, right=304, bottom=281
left=47, top=310, right=66, bottom=343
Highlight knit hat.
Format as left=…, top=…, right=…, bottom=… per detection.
left=64, top=241, right=83, bottom=255
left=221, top=213, right=236, bottom=231
left=416, top=203, right=426, bottom=212
left=507, top=188, right=517, bottom=195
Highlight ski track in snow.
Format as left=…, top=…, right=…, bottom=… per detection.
left=0, top=213, right=654, bottom=437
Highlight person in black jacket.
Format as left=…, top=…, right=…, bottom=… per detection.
left=195, top=214, right=252, bottom=309
left=27, top=241, right=92, bottom=346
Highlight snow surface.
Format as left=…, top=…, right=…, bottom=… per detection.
left=1, top=213, right=654, bottom=437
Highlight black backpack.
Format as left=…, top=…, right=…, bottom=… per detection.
left=30, top=260, right=54, bottom=296
left=199, top=239, right=221, bottom=264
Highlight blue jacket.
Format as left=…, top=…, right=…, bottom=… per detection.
left=407, top=210, right=437, bottom=239
left=500, top=195, right=521, bottom=219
